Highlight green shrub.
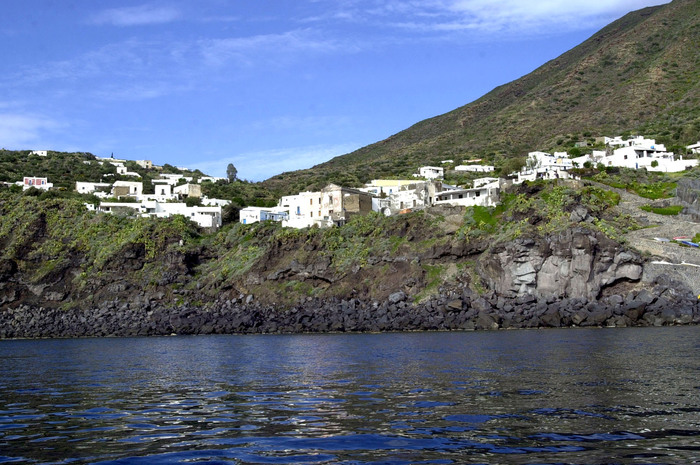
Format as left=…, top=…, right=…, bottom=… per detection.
left=640, top=204, right=683, bottom=215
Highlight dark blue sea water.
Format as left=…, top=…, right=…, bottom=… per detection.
left=1, top=327, right=699, bottom=464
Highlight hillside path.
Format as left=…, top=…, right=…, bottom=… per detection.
left=588, top=180, right=700, bottom=294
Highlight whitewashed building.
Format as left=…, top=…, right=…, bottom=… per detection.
left=279, top=184, right=373, bottom=229
left=174, top=183, right=202, bottom=199
left=574, top=137, right=698, bottom=172
left=75, top=181, right=112, bottom=196
left=150, top=180, right=176, bottom=198
left=415, top=166, right=444, bottom=180
left=157, top=173, right=194, bottom=186
left=199, top=176, right=227, bottom=183
left=434, top=178, right=500, bottom=208
left=240, top=206, right=289, bottom=225
left=361, top=179, right=443, bottom=215
left=112, top=181, right=143, bottom=198
left=454, top=164, right=495, bottom=173
left=97, top=201, right=223, bottom=229
left=201, top=197, right=231, bottom=207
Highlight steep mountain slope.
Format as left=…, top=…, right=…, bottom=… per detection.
left=263, top=0, right=699, bottom=194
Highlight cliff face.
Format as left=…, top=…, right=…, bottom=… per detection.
left=0, top=222, right=697, bottom=339
left=1, top=185, right=699, bottom=338
left=480, top=228, right=642, bottom=300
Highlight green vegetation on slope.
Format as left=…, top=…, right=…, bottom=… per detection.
left=0, top=190, right=200, bottom=298
left=0, top=177, right=643, bottom=308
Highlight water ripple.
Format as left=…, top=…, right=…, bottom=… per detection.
left=1, top=328, right=699, bottom=463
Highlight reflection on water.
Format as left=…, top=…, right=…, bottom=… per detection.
left=1, top=327, right=699, bottom=464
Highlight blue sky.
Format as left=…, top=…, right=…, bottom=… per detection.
left=2, top=0, right=668, bottom=181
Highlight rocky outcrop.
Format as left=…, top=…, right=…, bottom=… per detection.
left=479, top=228, right=643, bottom=300
left=676, top=178, right=700, bottom=221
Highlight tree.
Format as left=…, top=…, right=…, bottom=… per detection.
left=226, top=163, right=238, bottom=182
left=499, top=157, right=526, bottom=176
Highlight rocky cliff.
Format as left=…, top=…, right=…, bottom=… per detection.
left=1, top=182, right=699, bottom=338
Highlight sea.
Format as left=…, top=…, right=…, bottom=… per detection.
left=1, top=327, right=699, bottom=464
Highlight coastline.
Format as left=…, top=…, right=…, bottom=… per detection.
left=2, top=283, right=698, bottom=339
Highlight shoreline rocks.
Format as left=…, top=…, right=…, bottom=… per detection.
left=2, top=282, right=698, bottom=339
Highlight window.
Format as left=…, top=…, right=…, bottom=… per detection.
left=476, top=191, right=480, bottom=197
left=310, top=199, right=313, bottom=205
left=310, top=212, right=313, bottom=217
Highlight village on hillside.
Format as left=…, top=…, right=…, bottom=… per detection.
left=10, top=135, right=700, bottom=231
left=240, top=135, right=700, bottom=228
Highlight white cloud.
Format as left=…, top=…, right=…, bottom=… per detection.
left=434, top=0, right=670, bottom=33
left=314, top=0, right=669, bottom=37
left=90, top=4, right=181, bottom=27
left=0, top=113, right=63, bottom=149
left=199, top=29, right=350, bottom=67
left=189, top=144, right=358, bottom=181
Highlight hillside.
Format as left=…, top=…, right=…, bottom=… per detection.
left=263, top=0, right=700, bottom=195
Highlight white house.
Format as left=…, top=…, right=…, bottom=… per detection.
left=173, top=183, right=202, bottom=199
left=279, top=184, right=373, bottom=229
left=511, top=151, right=575, bottom=183
left=239, top=206, right=289, bottom=225
left=455, top=164, right=495, bottom=173
left=415, top=166, right=444, bottom=180
left=30, top=150, right=48, bottom=157
left=110, top=161, right=141, bottom=177
left=142, top=202, right=223, bottom=228
left=96, top=202, right=142, bottom=215
left=434, top=178, right=500, bottom=208
left=687, top=142, right=700, bottom=155
left=156, top=173, right=194, bottom=186
left=141, top=182, right=177, bottom=202
left=575, top=137, right=697, bottom=172
left=151, top=180, right=176, bottom=198
left=527, top=151, right=574, bottom=170
left=361, top=179, right=443, bottom=215
left=604, top=136, right=626, bottom=147
left=201, top=197, right=231, bottom=207
left=97, top=201, right=223, bottom=229
left=112, top=181, right=143, bottom=198
left=199, top=176, right=227, bottom=183
left=279, top=191, right=331, bottom=229
left=75, top=181, right=112, bottom=195
left=96, top=156, right=127, bottom=163
left=515, top=167, right=577, bottom=184
left=134, top=160, right=153, bottom=169
left=23, top=177, right=53, bottom=190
